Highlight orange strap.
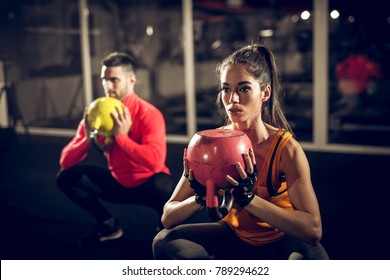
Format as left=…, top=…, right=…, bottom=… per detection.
left=266, top=130, right=287, bottom=196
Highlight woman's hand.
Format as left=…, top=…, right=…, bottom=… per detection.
left=226, top=148, right=258, bottom=207
left=183, top=148, right=206, bottom=206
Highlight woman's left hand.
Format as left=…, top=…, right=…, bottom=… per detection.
left=226, top=148, right=258, bottom=207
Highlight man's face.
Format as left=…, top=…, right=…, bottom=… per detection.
left=100, top=66, right=136, bottom=101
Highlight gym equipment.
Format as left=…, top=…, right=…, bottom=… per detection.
left=86, top=96, right=123, bottom=137
left=186, top=129, right=252, bottom=220
left=85, top=97, right=123, bottom=149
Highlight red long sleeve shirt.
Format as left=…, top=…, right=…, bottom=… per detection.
left=59, top=93, right=170, bottom=188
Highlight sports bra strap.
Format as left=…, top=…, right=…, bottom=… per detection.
left=267, top=130, right=287, bottom=197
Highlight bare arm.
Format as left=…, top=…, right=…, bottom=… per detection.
left=161, top=175, right=203, bottom=229
left=249, top=139, right=322, bottom=244
left=228, top=140, right=322, bottom=245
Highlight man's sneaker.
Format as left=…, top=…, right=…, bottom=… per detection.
left=78, top=220, right=124, bottom=247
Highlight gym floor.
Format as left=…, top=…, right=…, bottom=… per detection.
left=1, top=132, right=389, bottom=260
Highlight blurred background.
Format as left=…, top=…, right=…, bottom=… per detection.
left=0, top=0, right=389, bottom=260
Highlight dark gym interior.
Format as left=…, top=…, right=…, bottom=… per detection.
left=1, top=0, right=390, bottom=260
left=1, top=133, right=389, bottom=260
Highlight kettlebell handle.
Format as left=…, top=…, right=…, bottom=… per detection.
left=89, top=129, right=105, bottom=152
left=205, top=180, right=233, bottom=221
left=207, top=190, right=233, bottom=221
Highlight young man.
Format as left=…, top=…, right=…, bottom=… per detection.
left=57, top=52, right=173, bottom=246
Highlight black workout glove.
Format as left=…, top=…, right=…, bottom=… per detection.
left=232, top=165, right=258, bottom=207
left=185, top=174, right=206, bottom=207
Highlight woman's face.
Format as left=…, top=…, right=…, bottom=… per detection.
left=220, top=64, right=264, bottom=127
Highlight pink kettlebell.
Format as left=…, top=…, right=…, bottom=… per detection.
left=186, top=129, right=253, bottom=220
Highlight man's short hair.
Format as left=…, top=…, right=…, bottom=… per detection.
left=101, top=52, right=137, bottom=73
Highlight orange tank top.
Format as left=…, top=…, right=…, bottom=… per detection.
left=222, top=129, right=293, bottom=246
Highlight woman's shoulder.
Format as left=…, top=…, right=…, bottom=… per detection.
left=262, top=124, right=300, bottom=161
left=280, top=134, right=305, bottom=162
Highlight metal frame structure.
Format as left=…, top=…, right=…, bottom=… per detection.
left=4, top=0, right=390, bottom=155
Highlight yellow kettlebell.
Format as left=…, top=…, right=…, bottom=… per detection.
left=85, top=97, right=124, bottom=138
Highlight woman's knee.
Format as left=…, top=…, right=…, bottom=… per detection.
left=307, top=242, right=329, bottom=260
left=288, top=239, right=330, bottom=260
left=152, top=229, right=171, bottom=259
left=152, top=224, right=222, bottom=260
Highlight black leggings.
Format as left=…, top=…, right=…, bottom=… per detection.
left=56, top=164, right=174, bottom=224
left=153, top=221, right=329, bottom=260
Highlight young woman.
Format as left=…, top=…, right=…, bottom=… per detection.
left=153, top=43, right=329, bottom=259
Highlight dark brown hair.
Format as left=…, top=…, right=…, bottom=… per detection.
left=215, top=43, right=292, bottom=133
left=101, top=52, right=137, bottom=74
